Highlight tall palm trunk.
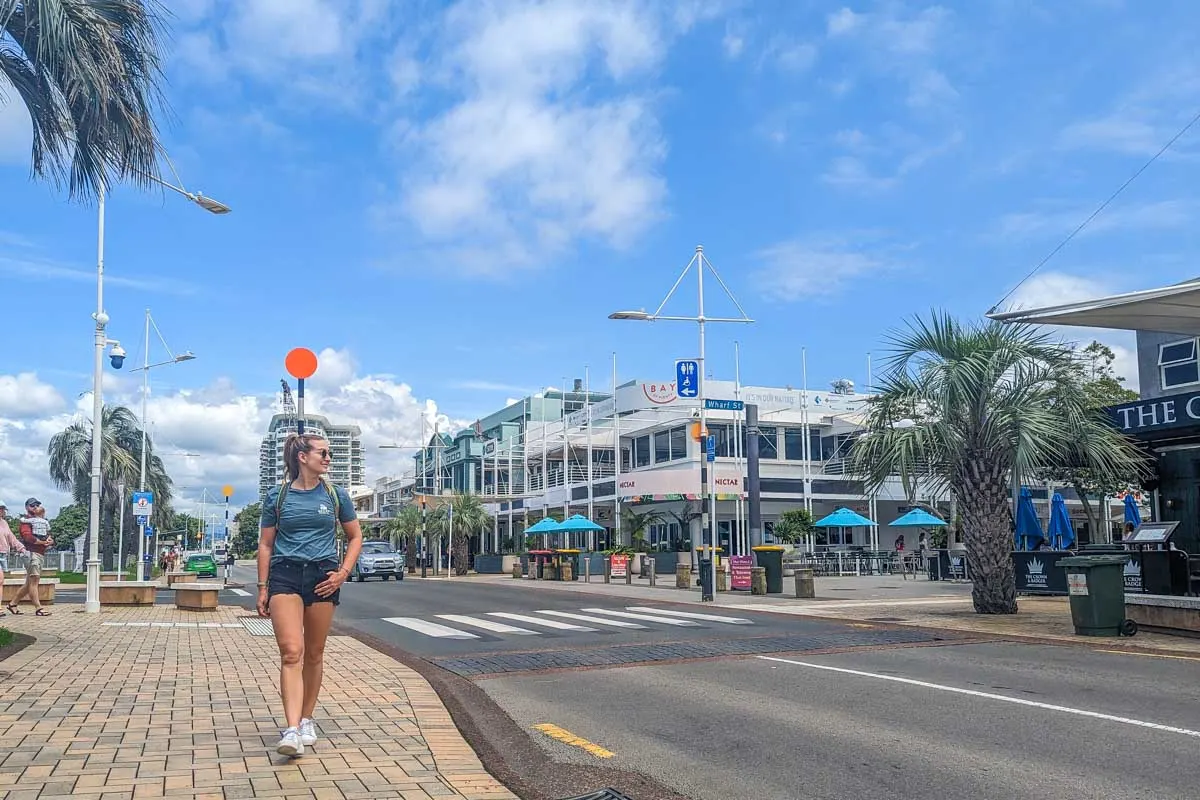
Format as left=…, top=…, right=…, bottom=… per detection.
left=406, top=537, right=418, bottom=574
left=452, top=527, right=470, bottom=576
left=959, top=460, right=1018, bottom=614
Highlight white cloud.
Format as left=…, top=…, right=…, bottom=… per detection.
left=394, top=0, right=671, bottom=273
left=1002, top=272, right=1140, bottom=390
left=822, top=129, right=963, bottom=193
left=0, top=374, right=66, bottom=418
left=225, top=0, right=346, bottom=62
left=751, top=235, right=903, bottom=300
left=0, top=354, right=464, bottom=518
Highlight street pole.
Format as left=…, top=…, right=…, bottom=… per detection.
left=420, top=496, right=428, bottom=578
left=696, top=245, right=716, bottom=602
left=137, top=308, right=150, bottom=580
left=85, top=182, right=107, bottom=614
left=116, top=481, right=126, bottom=575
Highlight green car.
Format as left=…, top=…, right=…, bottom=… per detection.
left=184, top=552, right=217, bottom=578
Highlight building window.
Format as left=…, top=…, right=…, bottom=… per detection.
left=621, top=446, right=631, bottom=471
left=670, top=426, right=688, bottom=460
left=634, top=436, right=651, bottom=468
left=710, top=424, right=733, bottom=457
left=758, top=426, right=778, bottom=459
left=654, top=430, right=670, bottom=463
left=1160, top=339, right=1200, bottom=389
left=784, top=428, right=805, bottom=460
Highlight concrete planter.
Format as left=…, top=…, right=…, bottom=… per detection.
left=173, top=582, right=221, bottom=611
left=99, top=581, right=157, bottom=606
left=2, top=578, right=58, bottom=604
left=473, top=554, right=506, bottom=574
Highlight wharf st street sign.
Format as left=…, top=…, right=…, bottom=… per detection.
left=1108, top=390, right=1200, bottom=437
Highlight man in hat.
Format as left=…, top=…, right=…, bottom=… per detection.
left=0, top=501, right=28, bottom=616
left=7, top=498, right=52, bottom=616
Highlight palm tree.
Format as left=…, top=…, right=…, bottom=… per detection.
left=430, top=494, right=492, bottom=576
left=850, top=314, right=1146, bottom=614
left=622, top=507, right=664, bottom=553
left=48, top=404, right=173, bottom=568
left=668, top=501, right=700, bottom=551
left=385, top=504, right=422, bottom=574
left=1, top=0, right=170, bottom=201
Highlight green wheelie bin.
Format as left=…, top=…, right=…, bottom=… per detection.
left=1057, top=554, right=1138, bottom=637
left=752, top=545, right=785, bottom=594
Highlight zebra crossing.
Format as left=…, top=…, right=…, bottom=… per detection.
left=380, top=606, right=754, bottom=640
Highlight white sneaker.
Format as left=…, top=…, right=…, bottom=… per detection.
left=276, top=727, right=303, bottom=757
left=299, top=718, right=317, bottom=746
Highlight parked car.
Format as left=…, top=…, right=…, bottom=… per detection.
left=352, top=540, right=405, bottom=582
left=184, top=552, right=217, bottom=578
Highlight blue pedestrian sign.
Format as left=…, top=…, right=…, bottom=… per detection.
left=676, top=359, right=700, bottom=399
left=706, top=434, right=716, bottom=462
left=131, top=491, right=154, bottom=518
left=704, top=398, right=744, bottom=411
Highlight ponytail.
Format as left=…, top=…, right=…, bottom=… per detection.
left=283, top=433, right=325, bottom=482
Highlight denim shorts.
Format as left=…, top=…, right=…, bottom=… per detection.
left=268, top=558, right=341, bottom=607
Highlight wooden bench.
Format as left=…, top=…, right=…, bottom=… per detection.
left=100, top=572, right=126, bottom=582
left=2, top=578, right=59, bottom=604
left=99, top=581, right=158, bottom=606
left=165, top=571, right=195, bottom=587
left=172, top=582, right=222, bottom=611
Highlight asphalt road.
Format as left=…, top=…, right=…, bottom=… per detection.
left=226, top=565, right=1200, bottom=800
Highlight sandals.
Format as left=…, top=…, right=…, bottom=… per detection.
left=35, top=608, right=50, bottom=616
left=5, top=603, right=19, bottom=615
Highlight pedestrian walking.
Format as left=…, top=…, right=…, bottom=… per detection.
left=223, top=549, right=235, bottom=581
left=8, top=498, right=53, bottom=616
left=258, top=433, right=362, bottom=758
left=0, top=502, right=28, bottom=617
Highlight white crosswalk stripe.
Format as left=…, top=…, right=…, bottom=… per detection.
left=230, top=588, right=252, bottom=596
left=625, top=607, right=753, bottom=624
left=375, top=606, right=756, bottom=639
left=382, top=617, right=479, bottom=639
left=580, top=608, right=701, bottom=626
left=436, top=614, right=541, bottom=635
left=535, top=610, right=647, bottom=629
left=488, top=612, right=597, bottom=631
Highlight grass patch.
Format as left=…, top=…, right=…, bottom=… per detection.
left=0, top=628, right=11, bottom=647
left=56, top=572, right=86, bottom=584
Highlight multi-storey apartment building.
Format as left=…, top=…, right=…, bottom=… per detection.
left=258, top=413, right=365, bottom=498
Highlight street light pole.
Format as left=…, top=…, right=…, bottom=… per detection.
left=83, top=169, right=229, bottom=613
left=608, top=244, right=753, bottom=602
left=85, top=182, right=108, bottom=613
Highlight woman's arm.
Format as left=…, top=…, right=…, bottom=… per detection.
left=257, top=527, right=276, bottom=616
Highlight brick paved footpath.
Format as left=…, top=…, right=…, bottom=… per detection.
left=0, top=606, right=517, bottom=800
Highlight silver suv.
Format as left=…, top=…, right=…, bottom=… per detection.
left=352, top=540, right=406, bottom=581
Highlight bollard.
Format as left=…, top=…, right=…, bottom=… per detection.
left=648, top=558, right=656, bottom=587
left=716, top=566, right=728, bottom=592
left=675, top=563, right=692, bottom=590
left=560, top=561, right=574, bottom=582
left=585, top=558, right=591, bottom=583
left=626, top=561, right=633, bottom=584
left=604, top=557, right=611, bottom=584
left=751, top=566, right=767, bottom=596
left=512, top=561, right=522, bottom=579
left=794, top=566, right=815, bottom=598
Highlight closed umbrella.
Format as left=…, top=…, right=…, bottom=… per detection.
left=1047, top=492, right=1076, bottom=550
left=1123, top=494, right=1142, bottom=529
left=1015, top=486, right=1044, bottom=551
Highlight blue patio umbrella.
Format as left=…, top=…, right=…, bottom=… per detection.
left=888, top=508, right=947, bottom=527
left=1014, top=486, right=1044, bottom=550
left=814, top=507, right=877, bottom=527
left=1123, top=494, right=1142, bottom=529
left=1047, top=492, right=1076, bottom=550
left=525, top=517, right=562, bottom=534
left=557, top=514, right=606, bottom=532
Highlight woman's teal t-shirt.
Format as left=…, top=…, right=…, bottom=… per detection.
left=260, top=482, right=355, bottom=562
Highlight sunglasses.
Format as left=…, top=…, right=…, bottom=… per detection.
left=308, top=449, right=332, bottom=460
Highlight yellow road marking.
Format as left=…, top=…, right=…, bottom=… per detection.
left=532, top=723, right=615, bottom=758
left=1098, top=649, right=1200, bottom=662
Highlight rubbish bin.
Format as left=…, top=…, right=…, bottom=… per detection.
left=752, top=545, right=785, bottom=594
left=1057, top=554, right=1138, bottom=637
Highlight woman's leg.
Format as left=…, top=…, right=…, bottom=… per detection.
left=269, top=594, right=306, bottom=729
left=300, top=602, right=335, bottom=720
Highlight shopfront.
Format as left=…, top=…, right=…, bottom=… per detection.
left=1108, top=391, right=1200, bottom=555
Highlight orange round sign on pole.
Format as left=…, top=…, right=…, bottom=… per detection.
left=222, top=485, right=234, bottom=498
left=285, top=348, right=318, bottom=380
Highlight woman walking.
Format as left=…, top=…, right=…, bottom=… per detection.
left=0, top=502, right=28, bottom=616
left=258, top=433, right=361, bottom=758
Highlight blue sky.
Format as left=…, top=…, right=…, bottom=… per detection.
left=2, top=0, right=1199, bottom=511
